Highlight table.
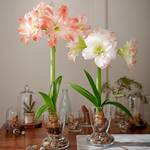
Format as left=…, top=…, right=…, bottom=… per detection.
left=77, top=134, right=150, bottom=150
left=0, top=121, right=150, bottom=150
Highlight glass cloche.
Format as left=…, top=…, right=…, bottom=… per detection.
left=17, top=85, right=39, bottom=124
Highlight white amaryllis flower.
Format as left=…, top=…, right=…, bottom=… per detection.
left=67, top=36, right=87, bottom=61
left=82, top=29, right=117, bottom=69
left=118, top=40, right=137, bottom=69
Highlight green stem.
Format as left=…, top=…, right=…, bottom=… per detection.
left=96, top=67, right=101, bottom=104
left=50, top=46, right=56, bottom=83
left=105, top=67, right=109, bottom=99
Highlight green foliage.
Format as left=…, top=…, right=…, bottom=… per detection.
left=102, top=100, right=133, bottom=118
left=35, top=76, right=62, bottom=119
left=35, top=105, right=48, bottom=120
left=70, top=83, right=99, bottom=107
left=24, top=95, right=35, bottom=113
left=117, top=76, right=142, bottom=91
left=84, top=70, right=101, bottom=105
left=70, top=70, right=132, bottom=118
left=102, top=76, right=148, bottom=104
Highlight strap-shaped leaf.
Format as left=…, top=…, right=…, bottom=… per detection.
left=54, top=76, right=62, bottom=101
left=39, top=92, right=55, bottom=111
left=102, top=101, right=133, bottom=118
left=23, top=102, right=31, bottom=112
left=48, top=76, right=62, bottom=107
left=24, top=108, right=30, bottom=113
left=70, top=83, right=98, bottom=107
left=30, top=101, right=35, bottom=112
left=51, top=82, right=56, bottom=108
left=35, top=105, right=48, bottom=120
left=84, top=70, right=101, bottom=105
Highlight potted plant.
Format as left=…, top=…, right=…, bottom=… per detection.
left=18, top=2, right=89, bottom=149
left=102, top=76, right=148, bottom=127
left=70, top=30, right=136, bottom=146
left=23, top=94, right=35, bottom=124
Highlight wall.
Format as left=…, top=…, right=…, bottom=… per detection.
left=0, top=0, right=150, bottom=125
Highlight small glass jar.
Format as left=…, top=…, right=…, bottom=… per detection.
left=17, top=85, right=38, bottom=124
left=67, top=111, right=82, bottom=132
left=6, top=106, right=19, bottom=125
left=4, top=106, right=25, bottom=135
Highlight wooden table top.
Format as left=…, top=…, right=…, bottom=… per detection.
left=0, top=120, right=150, bottom=150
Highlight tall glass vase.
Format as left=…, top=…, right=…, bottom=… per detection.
left=41, top=111, right=69, bottom=150
left=59, top=89, right=72, bottom=124
left=87, top=107, right=114, bottom=146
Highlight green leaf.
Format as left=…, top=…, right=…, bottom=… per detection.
left=70, top=83, right=98, bottom=107
left=35, top=105, right=48, bottom=120
left=51, top=81, right=57, bottom=108
left=102, top=101, right=133, bottom=118
left=48, top=76, right=62, bottom=108
left=84, top=70, right=101, bottom=105
left=24, top=108, right=30, bottom=113
left=29, top=95, right=32, bottom=107
left=39, top=92, right=55, bottom=111
left=23, top=102, right=30, bottom=111
left=30, top=101, right=35, bottom=112
left=54, top=76, right=62, bottom=101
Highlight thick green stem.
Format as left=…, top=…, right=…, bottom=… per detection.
left=96, top=67, right=102, bottom=104
left=105, top=67, right=109, bottom=99
left=50, top=46, right=56, bottom=83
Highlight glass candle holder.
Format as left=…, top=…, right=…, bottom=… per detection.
left=67, top=111, right=82, bottom=132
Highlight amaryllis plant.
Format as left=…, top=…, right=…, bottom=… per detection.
left=70, top=28, right=137, bottom=116
left=18, top=2, right=89, bottom=118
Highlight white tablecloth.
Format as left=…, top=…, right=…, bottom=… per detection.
left=77, top=134, right=150, bottom=150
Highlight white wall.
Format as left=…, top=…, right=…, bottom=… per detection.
left=0, top=0, right=150, bottom=125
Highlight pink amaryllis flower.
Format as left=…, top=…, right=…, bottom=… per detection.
left=18, top=11, right=42, bottom=44
left=46, top=5, right=70, bottom=47
left=66, top=16, right=90, bottom=60
left=18, top=2, right=89, bottom=48
left=33, top=2, right=54, bottom=30
left=82, top=29, right=117, bottom=69
left=68, top=15, right=90, bottom=37
left=118, top=40, right=137, bottom=69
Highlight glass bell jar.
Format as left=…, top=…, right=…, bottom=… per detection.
left=4, top=106, right=25, bottom=135
left=6, top=106, right=19, bottom=126
left=18, top=85, right=39, bottom=124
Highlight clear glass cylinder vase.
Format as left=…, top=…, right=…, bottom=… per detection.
left=41, top=110, right=69, bottom=150
left=87, top=107, right=114, bottom=146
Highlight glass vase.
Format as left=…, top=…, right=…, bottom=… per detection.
left=59, top=89, right=72, bottom=125
left=128, top=95, right=146, bottom=127
left=115, top=96, right=129, bottom=132
left=67, top=111, right=82, bottom=132
left=41, top=111, right=69, bottom=150
left=87, top=107, right=114, bottom=146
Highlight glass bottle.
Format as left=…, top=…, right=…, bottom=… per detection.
left=59, top=89, right=72, bottom=124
